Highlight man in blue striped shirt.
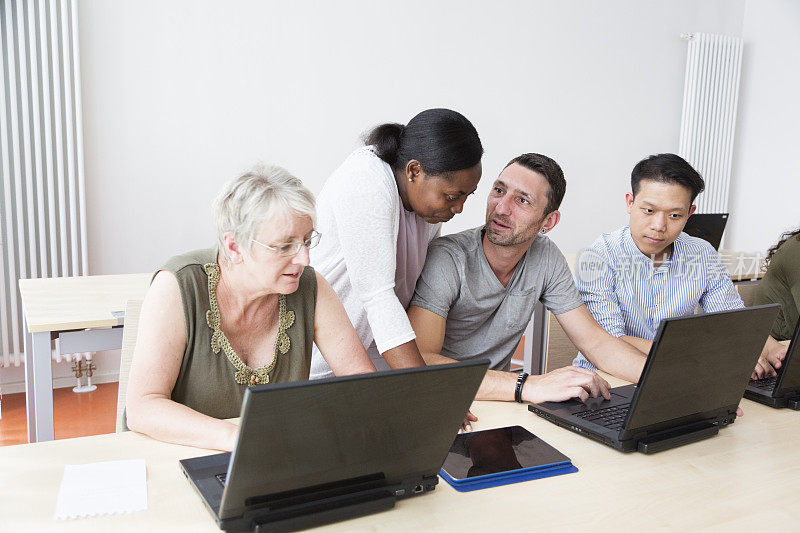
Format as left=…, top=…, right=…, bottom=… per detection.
left=573, top=153, right=779, bottom=379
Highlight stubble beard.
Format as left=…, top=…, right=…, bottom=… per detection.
left=485, top=207, right=547, bottom=247
left=486, top=217, right=540, bottom=247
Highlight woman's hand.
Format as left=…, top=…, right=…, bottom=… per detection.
left=459, top=410, right=478, bottom=433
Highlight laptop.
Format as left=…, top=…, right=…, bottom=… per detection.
left=682, top=213, right=729, bottom=250
left=744, top=317, right=800, bottom=409
left=179, top=360, right=488, bottom=532
left=528, top=305, right=779, bottom=454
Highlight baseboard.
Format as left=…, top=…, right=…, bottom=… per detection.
left=0, top=372, right=120, bottom=395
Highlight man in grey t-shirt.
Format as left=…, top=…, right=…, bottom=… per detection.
left=408, top=153, right=649, bottom=405
left=411, top=227, right=582, bottom=370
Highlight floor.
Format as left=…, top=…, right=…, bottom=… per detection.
left=0, top=382, right=118, bottom=447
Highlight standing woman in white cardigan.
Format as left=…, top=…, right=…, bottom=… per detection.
left=310, top=108, right=483, bottom=379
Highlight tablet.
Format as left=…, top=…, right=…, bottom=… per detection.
left=439, top=426, right=577, bottom=491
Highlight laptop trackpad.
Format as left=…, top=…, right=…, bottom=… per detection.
left=537, top=384, right=636, bottom=413
left=580, top=384, right=636, bottom=409
left=581, top=392, right=626, bottom=410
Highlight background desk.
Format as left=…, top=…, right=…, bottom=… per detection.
left=1, top=374, right=798, bottom=531
left=521, top=250, right=767, bottom=375
left=18, top=273, right=151, bottom=443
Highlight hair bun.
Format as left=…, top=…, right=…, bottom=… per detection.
left=364, top=123, right=405, bottom=167
left=364, top=109, right=483, bottom=177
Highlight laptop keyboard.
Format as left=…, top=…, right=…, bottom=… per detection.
left=574, top=404, right=630, bottom=430
left=750, top=376, right=777, bottom=392
left=215, top=473, right=227, bottom=486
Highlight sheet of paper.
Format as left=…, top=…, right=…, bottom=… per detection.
left=54, top=459, right=147, bottom=520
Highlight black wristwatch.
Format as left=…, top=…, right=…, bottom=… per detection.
left=514, top=372, right=529, bottom=403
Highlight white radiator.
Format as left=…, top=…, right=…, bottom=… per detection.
left=0, top=0, right=88, bottom=369
left=678, top=32, right=744, bottom=214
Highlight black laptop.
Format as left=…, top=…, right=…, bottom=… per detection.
left=744, top=317, right=800, bottom=409
left=179, top=361, right=488, bottom=532
left=528, top=305, right=779, bottom=454
left=682, top=213, right=729, bottom=249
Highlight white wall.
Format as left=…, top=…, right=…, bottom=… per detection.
left=17, top=0, right=795, bottom=390
left=727, top=0, right=800, bottom=253
left=9, top=0, right=800, bottom=395
left=77, top=0, right=745, bottom=275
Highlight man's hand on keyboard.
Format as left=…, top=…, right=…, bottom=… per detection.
left=523, top=366, right=611, bottom=404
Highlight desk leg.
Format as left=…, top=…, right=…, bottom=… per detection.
left=23, top=319, right=36, bottom=443
left=24, top=330, right=55, bottom=442
left=523, top=302, right=548, bottom=375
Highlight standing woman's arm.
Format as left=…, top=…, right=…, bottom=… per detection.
left=328, top=162, right=427, bottom=369
left=379, top=339, right=427, bottom=368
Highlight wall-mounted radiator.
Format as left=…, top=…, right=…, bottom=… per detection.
left=0, top=0, right=88, bottom=370
left=678, top=32, right=744, bottom=214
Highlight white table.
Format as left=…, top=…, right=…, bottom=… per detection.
left=2, top=376, right=799, bottom=531
left=18, top=273, right=151, bottom=443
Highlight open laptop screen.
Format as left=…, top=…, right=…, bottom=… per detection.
left=682, top=213, right=728, bottom=250
left=775, top=318, right=800, bottom=392
left=625, top=305, right=779, bottom=432
left=219, top=361, right=488, bottom=520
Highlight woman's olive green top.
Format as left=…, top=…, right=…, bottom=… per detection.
left=164, top=247, right=317, bottom=419
left=754, top=236, right=800, bottom=341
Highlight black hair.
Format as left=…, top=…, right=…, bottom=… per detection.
left=503, top=153, right=566, bottom=216
left=765, top=226, right=800, bottom=267
left=364, top=108, right=483, bottom=177
left=631, top=154, right=705, bottom=202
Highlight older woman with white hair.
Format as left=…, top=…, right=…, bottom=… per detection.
left=125, top=164, right=376, bottom=451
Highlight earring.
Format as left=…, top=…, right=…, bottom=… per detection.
left=408, top=177, right=413, bottom=182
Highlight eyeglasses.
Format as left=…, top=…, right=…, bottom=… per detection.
left=251, top=230, right=321, bottom=257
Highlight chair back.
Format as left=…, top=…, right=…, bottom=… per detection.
left=544, top=311, right=579, bottom=372
left=116, top=299, right=143, bottom=432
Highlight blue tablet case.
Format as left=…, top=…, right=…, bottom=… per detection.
left=440, top=462, right=578, bottom=492
left=439, top=427, right=578, bottom=492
